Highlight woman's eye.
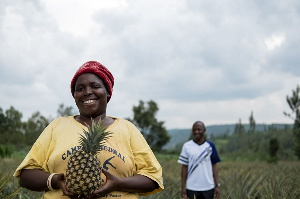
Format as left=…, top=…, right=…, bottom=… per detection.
left=91, top=84, right=101, bottom=89
left=75, top=86, right=83, bottom=92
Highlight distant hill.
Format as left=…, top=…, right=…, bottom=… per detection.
left=163, top=123, right=292, bottom=150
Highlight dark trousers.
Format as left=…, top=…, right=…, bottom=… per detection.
left=186, top=188, right=215, bottom=199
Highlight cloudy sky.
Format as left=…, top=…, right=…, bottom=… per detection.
left=0, top=0, right=299, bottom=129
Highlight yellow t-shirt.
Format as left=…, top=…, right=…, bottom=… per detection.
left=14, top=116, right=164, bottom=199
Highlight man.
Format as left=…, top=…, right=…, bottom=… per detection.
left=178, top=121, right=221, bottom=199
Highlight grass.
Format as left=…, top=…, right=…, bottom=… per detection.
left=144, top=158, right=300, bottom=199
left=1, top=155, right=300, bottom=199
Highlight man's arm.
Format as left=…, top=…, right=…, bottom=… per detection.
left=212, top=164, right=220, bottom=199
left=181, top=165, right=188, bottom=199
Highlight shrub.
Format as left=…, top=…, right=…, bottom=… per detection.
left=0, top=145, right=14, bottom=158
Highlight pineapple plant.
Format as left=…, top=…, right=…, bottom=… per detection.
left=65, top=119, right=112, bottom=196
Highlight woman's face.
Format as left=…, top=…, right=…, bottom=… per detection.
left=73, top=73, right=109, bottom=118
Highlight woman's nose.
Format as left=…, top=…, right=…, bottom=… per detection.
left=84, top=87, right=92, bottom=95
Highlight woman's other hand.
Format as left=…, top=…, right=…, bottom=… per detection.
left=90, top=168, right=120, bottom=198
left=52, top=173, right=73, bottom=197
left=90, top=168, right=158, bottom=198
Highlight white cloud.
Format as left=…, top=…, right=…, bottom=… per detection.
left=41, top=0, right=128, bottom=36
left=0, top=0, right=299, bottom=129
left=265, top=34, right=286, bottom=50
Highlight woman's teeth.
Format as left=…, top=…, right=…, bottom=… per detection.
left=83, top=100, right=96, bottom=104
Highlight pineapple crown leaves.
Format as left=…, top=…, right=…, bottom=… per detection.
left=79, top=119, right=112, bottom=155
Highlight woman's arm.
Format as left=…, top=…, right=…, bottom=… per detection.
left=20, top=169, right=51, bottom=191
left=20, top=168, right=159, bottom=198
left=19, top=169, right=74, bottom=197
left=93, top=169, right=158, bottom=197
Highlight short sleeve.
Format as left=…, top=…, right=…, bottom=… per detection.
left=178, top=143, right=189, bottom=165
left=208, top=141, right=221, bottom=165
left=126, top=121, right=164, bottom=196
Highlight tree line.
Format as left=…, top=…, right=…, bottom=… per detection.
left=213, top=85, right=300, bottom=161
left=0, top=85, right=299, bottom=160
left=174, top=85, right=300, bottom=161
left=215, top=115, right=294, bottom=162
left=0, top=104, right=74, bottom=154
left=0, top=101, right=170, bottom=157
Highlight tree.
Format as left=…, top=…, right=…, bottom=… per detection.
left=268, top=138, right=279, bottom=163
left=23, top=111, right=49, bottom=145
left=284, top=85, right=300, bottom=159
left=0, top=106, right=23, bottom=144
left=248, top=111, right=258, bottom=152
left=129, top=100, right=170, bottom=152
left=248, top=111, right=256, bottom=134
left=0, top=108, right=7, bottom=136
left=234, top=118, right=244, bottom=135
left=145, top=121, right=170, bottom=152
left=57, top=103, right=76, bottom=117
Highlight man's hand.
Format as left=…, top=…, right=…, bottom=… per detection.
left=214, top=187, right=220, bottom=199
left=181, top=189, right=188, bottom=199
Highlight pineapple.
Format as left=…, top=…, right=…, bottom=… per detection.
left=65, top=119, right=111, bottom=196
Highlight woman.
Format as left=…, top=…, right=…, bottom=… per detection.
left=14, top=61, right=164, bottom=198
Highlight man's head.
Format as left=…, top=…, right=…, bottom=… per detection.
left=192, top=121, right=206, bottom=143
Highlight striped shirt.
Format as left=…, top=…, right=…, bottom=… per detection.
left=178, top=140, right=220, bottom=191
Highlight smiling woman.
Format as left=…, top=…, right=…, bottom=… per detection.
left=13, top=61, right=164, bottom=199
left=73, top=73, right=110, bottom=122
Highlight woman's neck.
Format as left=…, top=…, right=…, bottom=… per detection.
left=76, top=114, right=105, bottom=125
left=76, top=114, right=114, bottom=128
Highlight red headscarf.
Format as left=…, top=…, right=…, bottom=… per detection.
left=70, top=61, right=114, bottom=102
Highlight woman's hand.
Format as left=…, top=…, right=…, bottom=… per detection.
left=53, top=173, right=88, bottom=199
left=90, top=168, right=121, bottom=198
left=88, top=168, right=158, bottom=198
left=51, top=173, right=73, bottom=197
left=57, top=169, right=120, bottom=199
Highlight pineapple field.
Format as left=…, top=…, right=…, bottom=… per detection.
left=1, top=155, right=300, bottom=199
